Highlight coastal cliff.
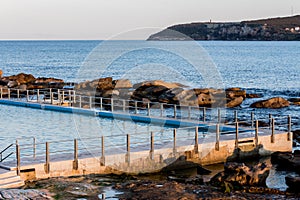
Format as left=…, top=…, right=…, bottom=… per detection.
left=148, top=15, right=300, bottom=41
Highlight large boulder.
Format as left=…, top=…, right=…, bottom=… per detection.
left=133, top=80, right=184, bottom=90
left=12, top=73, right=35, bottom=84
left=31, top=77, right=64, bottom=89
left=132, top=85, right=169, bottom=102
left=197, top=93, right=215, bottom=107
left=97, top=77, right=113, bottom=90
left=113, top=79, right=132, bottom=89
left=250, top=97, right=290, bottom=109
left=226, top=88, right=246, bottom=99
left=226, top=96, right=244, bottom=108
left=210, top=162, right=270, bottom=188
left=157, top=87, right=184, bottom=104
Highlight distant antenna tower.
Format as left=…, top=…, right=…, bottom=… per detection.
left=291, top=6, right=294, bottom=16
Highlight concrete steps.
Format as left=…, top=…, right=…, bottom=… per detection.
left=0, top=170, right=24, bottom=189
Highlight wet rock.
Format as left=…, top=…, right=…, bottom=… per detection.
left=0, top=189, right=53, bottom=199
left=32, top=77, right=64, bottom=89
left=271, top=151, right=300, bottom=173
left=210, top=162, right=270, bottom=188
left=250, top=97, right=290, bottom=109
left=226, top=96, right=244, bottom=108
left=226, top=88, right=246, bottom=99
left=289, top=98, right=300, bottom=106
left=193, top=88, right=223, bottom=95
left=293, top=130, right=300, bottom=143
left=246, top=93, right=262, bottom=98
left=132, top=85, right=169, bottom=102
left=285, top=175, right=300, bottom=192
left=157, top=87, right=184, bottom=104
left=161, top=156, right=211, bottom=175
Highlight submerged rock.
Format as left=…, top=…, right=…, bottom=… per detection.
left=250, top=97, right=290, bottom=109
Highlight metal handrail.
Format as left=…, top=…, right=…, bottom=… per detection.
left=0, top=143, right=15, bottom=162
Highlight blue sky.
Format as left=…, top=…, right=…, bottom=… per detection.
left=0, top=0, right=299, bottom=40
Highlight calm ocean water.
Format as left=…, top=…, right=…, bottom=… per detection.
left=0, top=40, right=299, bottom=92
left=0, top=40, right=299, bottom=190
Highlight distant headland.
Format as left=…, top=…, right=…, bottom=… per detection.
left=147, top=15, right=300, bottom=41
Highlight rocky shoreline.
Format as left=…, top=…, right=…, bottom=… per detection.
left=4, top=158, right=300, bottom=200
left=1, top=71, right=299, bottom=110
left=1, top=71, right=300, bottom=199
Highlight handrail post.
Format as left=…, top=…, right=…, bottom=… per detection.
left=100, top=97, right=103, bottom=110
left=147, top=102, right=150, bottom=116
left=0, top=88, right=2, bottom=99
left=17, top=89, right=20, bottom=100
left=173, top=129, right=177, bottom=155
left=26, top=90, right=29, bottom=102
left=123, top=99, right=126, bottom=112
left=69, top=90, right=72, bottom=106
left=73, top=90, right=76, bottom=104
left=16, top=144, right=20, bottom=176
left=101, top=136, right=105, bottom=166
left=251, top=112, right=255, bottom=128
left=62, top=90, right=65, bottom=103
left=89, top=96, right=92, bottom=109
left=33, top=137, right=36, bottom=158
left=45, top=142, right=50, bottom=174
left=8, top=89, right=10, bottom=99
left=79, top=95, right=82, bottom=108
left=150, top=132, right=154, bottom=160
left=234, top=110, right=238, bottom=123
left=218, top=108, right=221, bottom=124
left=37, top=89, right=40, bottom=102
left=57, top=89, right=61, bottom=105
left=235, top=121, right=239, bottom=149
left=73, top=139, right=78, bottom=170
left=215, top=124, right=220, bottom=151
left=287, top=115, right=291, bottom=141
left=269, top=114, right=272, bottom=129
left=126, top=134, right=130, bottom=164
left=255, top=120, right=259, bottom=146
left=194, top=127, right=199, bottom=153
left=134, top=101, right=138, bottom=114
left=271, top=118, right=275, bottom=143
left=111, top=98, right=114, bottom=112
left=50, top=90, right=54, bottom=104
left=203, top=107, right=206, bottom=122
left=174, top=104, right=177, bottom=119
